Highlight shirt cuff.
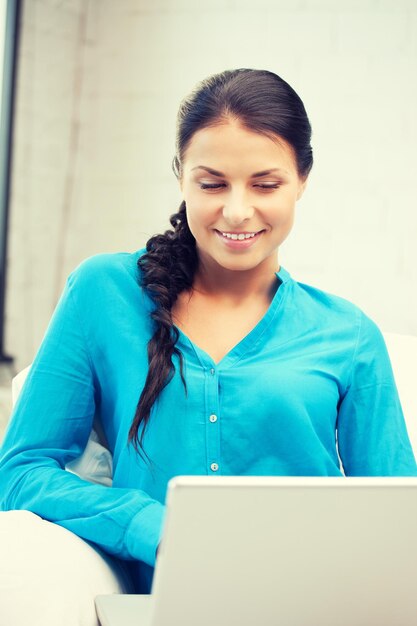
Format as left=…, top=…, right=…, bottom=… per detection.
left=125, top=501, right=166, bottom=566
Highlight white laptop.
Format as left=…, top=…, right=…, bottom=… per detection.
left=95, top=476, right=417, bottom=626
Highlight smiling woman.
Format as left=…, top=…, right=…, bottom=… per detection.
left=179, top=122, right=305, bottom=275
left=133, top=69, right=314, bottom=451
left=169, top=120, right=307, bottom=364
left=0, top=68, right=416, bottom=618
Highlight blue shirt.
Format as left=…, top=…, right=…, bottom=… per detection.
left=1, top=248, right=416, bottom=591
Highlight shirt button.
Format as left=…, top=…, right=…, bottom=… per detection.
left=210, top=368, right=215, bottom=375
left=209, top=414, right=217, bottom=423
left=210, top=462, right=219, bottom=472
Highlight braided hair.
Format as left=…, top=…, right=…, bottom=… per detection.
left=128, top=202, right=197, bottom=454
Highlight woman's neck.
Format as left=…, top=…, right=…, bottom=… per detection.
left=192, top=257, right=280, bottom=305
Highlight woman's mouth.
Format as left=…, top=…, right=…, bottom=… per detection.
left=214, top=229, right=264, bottom=249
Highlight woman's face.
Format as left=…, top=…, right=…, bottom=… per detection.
left=179, top=120, right=307, bottom=276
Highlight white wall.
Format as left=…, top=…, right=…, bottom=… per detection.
left=5, top=0, right=417, bottom=371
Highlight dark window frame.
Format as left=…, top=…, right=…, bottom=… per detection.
left=0, top=0, right=21, bottom=362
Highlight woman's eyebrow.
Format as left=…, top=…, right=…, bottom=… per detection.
left=191, top=165, right=289, bottom=177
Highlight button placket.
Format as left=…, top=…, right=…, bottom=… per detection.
left=205, top=366, right=221, bottom=474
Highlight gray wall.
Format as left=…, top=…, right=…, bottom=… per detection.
left=5, top=0, right=417, bottom=372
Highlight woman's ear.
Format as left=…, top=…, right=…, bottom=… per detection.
left=296, top=176, right=308, bottom=201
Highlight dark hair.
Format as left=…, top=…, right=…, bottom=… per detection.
left=128, top=68, right=313, bottom=456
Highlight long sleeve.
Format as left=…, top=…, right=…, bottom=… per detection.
left=336, top=311, right=417, bottom=476
left=0, top=265, right=165, bottom=567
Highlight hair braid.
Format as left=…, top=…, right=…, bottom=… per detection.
left=128, top=201, right=197, bottom=456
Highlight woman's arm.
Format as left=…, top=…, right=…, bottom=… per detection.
left=336, top=311, right=417, bottom=476
left=0, top=262, right=165, bottom=568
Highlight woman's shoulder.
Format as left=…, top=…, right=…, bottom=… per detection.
left=66, top=247, right=147, bottom=289
left=289, top=273, right=381, bottom=338
left=293, top=278, right=361, bottom=313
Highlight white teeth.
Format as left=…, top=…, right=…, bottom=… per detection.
left=221, top=232, right=256, bottom=240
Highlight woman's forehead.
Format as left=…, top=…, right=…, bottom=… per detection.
left=181, top=123, right=298, bottom=176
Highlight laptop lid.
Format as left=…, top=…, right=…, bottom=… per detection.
left=147, top=476, right=417, bottom=626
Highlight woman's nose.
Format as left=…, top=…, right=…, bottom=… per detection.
left=222, top=191, right=255, bottom=226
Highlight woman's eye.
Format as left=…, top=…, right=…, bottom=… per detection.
left=256, top=184, right=280, bottom=190
left=199, top=183, right=280, bottom=190
left=199, top=183, right=224, bottom=189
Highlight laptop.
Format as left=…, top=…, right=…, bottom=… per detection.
left=95, top=476, right=417, bottom=626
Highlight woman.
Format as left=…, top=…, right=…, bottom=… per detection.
left=0, top=68, right=416, bottom=618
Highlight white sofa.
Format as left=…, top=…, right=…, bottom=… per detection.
left=0, top=366, right=131, bottom=626
left=382, top=332, right=417, bottom=455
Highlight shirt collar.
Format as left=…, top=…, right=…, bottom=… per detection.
left=275, top=265, right=291, bottom=285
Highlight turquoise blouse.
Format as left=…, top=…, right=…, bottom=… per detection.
left=0, top=248, right=416, bottom=592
